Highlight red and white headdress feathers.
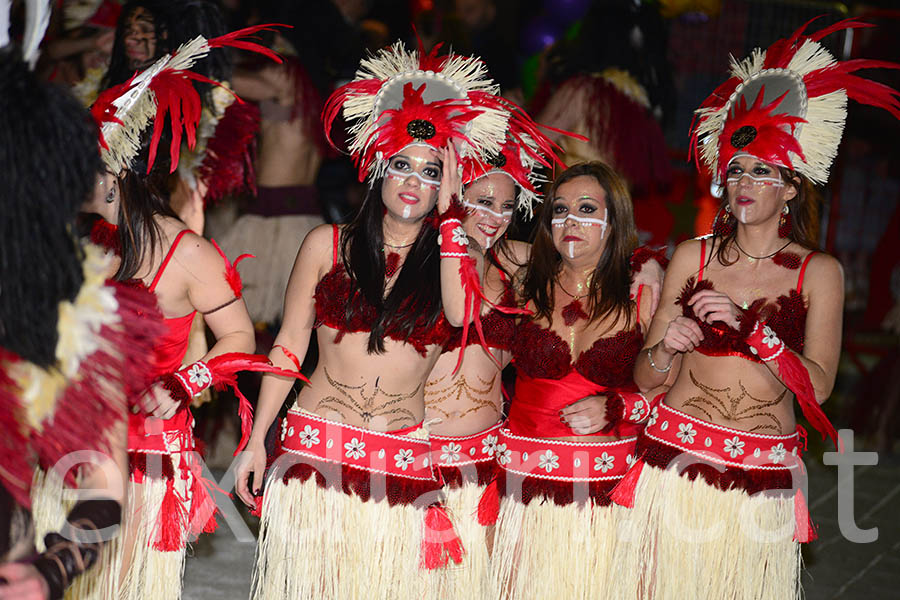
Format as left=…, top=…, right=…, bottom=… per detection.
left=91, top=25, right=281, bottom=176
left=324, top=39, right=511, bottom=183
left=460, top=110, right=570, bottom=218
left=691, top=17, right=900, bottom=194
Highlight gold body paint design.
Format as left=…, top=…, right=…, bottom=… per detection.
left=424, top=372, right=499, bottom=420
left=315, top=368, right=419, bottom=428
left=684, top=370, right=785, bottom=433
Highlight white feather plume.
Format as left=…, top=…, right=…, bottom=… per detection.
left=21, top=0, right=51, bottom=69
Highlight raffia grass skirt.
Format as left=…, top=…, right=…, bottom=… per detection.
left=492, top=495, right=630, bottom=600
left=251, top=475, right=432, bottom=600
left=616, top=462, right=801, bottom=600
left=116, top=476, right=189, bottom=600
left=425, top=480, right=494, bottom=600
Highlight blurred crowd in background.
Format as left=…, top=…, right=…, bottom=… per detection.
left=25, top=0, right=900, bottom=455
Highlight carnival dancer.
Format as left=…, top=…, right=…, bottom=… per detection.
left=611, top=18, right=900, bottom=599
left=475, top=161, right=657, bottom=600
left=424, top=122, right=564, bottom=598
left=236, top=39, right=514, bottom=599
left=0, top=4, right=161, bottom=597
left=84, top=27, right=296, bottom=600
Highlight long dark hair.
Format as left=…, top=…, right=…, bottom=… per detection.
left=1, top=51, right=101, bottom=367
left=712, top=167, right=820, bottom=267
left=340, top=183, right=442, bottom=354
left=521, top=162, right=638, bottom=330
left=101, top=0, right=174, bottom=90
left=112, top=129, right=180, bottom=282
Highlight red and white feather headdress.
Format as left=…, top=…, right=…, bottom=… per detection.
left=460, top=110, right=572, bottom=218
left=90, top=25, right=281, bottom=176
left=324, top=39, right=512, bottom=183
left=690, top=17, right=900, bottom=194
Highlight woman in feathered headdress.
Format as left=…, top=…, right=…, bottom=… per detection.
left=84, top=26, right=298, bottom=600
left=235, top=39, right=521, bottom=599
left=471, top=160, right=661, bottom=600
left=610, top=18, right=900, bottom=598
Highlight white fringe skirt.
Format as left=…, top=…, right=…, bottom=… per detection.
left=610, top=401, right=807, bottom=600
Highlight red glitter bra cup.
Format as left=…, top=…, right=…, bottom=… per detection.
left=678, top=238, right=815, bottom=362
left=313, top=225, right=452, bottom=356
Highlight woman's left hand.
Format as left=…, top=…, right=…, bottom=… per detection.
left=688, top=289, right=742, bottom=329
left=631, top=259, right=665, bottom=316
left=437, top=142, right=461, bottom=215
left=560, top=395, right=608, bottom=435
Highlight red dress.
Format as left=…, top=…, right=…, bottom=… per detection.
left=508, top=286, right=646, bottom=438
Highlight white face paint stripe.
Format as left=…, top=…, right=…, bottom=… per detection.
left=402, top=205, right=411, bottom=219
left=567, top=240, right=575, bottom=258
left=551, top=208, right=608, bottom=239
left=386, top=167, right=441, bottom=188
left=463, top=200, right=513, bottom=220
left=725, top=173, right=784, bottom=186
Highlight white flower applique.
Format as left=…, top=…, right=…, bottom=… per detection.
left=495, top=443, right=512, bottom=466
left=299, top=425, right=320, bottom=449
left=629, top=399, right=646, bottom=422
left=646, top=405, right=659, bottom=427
left=768, top=443, right=787, bottom=464
left=394, top=448, right=415, bottom=471
left=451, top=226, right=468, bottom=246
left=537, top=449, right=559, bottom=473
left=676, top=423, right=696, bottom=445
left=440, top=442, right=462, bottom=464
left=187, top=363, right=211, bottom=388
left=344, top=437, right=366, bottom=460
left=594, top=452, right=615, bottom=473
left=723, top=436, right=745, bottom=458
left=482, top=434, right=499, bottom=457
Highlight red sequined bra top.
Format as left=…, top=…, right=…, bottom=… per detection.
left=511, top=286, right=645, bottom=390
left=313, top=225, right=452, bottom=356
left=677, top=237, right=814, bottom=362
left=444, top=262, right=518, bottom=353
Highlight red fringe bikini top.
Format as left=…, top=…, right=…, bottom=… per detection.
left=313, top=225, right=452, bottom=356
left=444, top=259, right=518, bottom=353
left=511, top=286, right=645, bottom=390
left=677, top=237, right=814, bottom=362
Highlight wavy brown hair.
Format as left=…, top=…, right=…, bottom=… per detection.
left=712, top=167, right=820, bottom=267
left=521, top=162, right=638, bottom=330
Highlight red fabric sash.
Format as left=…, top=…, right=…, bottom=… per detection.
left=507, top=372, right=604, bottom=437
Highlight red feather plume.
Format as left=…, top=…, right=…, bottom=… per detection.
left=210, top=239, right=253, bottom=298
left=717, top=86, right=806, bottom=181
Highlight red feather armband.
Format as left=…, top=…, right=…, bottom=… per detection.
left=159, top=353, right=308, bottom=453
left=746, top=321, right=840, bottom=450
left=601, top=391, right=654, bottom=433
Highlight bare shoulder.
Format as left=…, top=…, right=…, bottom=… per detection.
left=293, top=223, right=339, bottom=277
left=669, top=237, right=708, bottom=277
left=803, top=251, right=844, bottom=291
